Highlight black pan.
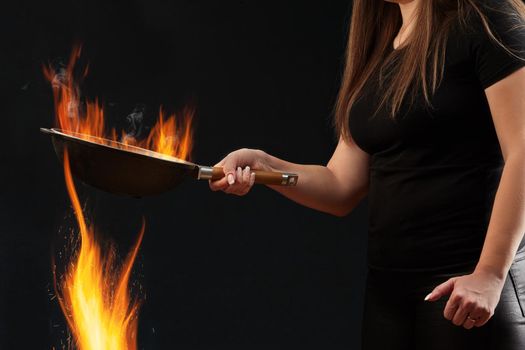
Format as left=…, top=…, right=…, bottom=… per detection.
left=40, top=128, right=298, bottom=197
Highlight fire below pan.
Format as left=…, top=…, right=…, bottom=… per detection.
left=40, top=128, right=298, bottom=197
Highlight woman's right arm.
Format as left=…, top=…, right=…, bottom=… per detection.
left=209, top=136, right=370, bottom=217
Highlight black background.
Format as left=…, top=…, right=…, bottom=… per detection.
left=0, top=0, right=369, bottom=349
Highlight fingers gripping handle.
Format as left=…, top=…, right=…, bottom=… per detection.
left=198, top=166, right=298, bottom=186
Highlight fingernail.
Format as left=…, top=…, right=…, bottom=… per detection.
left=227, top=173, right=235, bottom=185
left=424, top=293, right=432, bottom=301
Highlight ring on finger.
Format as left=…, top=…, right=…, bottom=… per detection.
left=466, top=314, right=479, bottom=323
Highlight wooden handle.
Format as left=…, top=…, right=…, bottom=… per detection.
left=209, top=166, right=298, bottom=186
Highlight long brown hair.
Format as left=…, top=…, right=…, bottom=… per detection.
left=334, top=0, right=525, bottom=142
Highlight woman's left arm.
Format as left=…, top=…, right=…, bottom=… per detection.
left=426, top=66, right=525, bottom=329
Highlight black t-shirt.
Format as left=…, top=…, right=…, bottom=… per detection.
left=349, top=2, right=525, bottom=273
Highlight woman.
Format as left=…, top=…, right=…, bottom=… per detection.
left=210, top=0, right=525, bottom=348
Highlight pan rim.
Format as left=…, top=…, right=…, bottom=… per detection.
left=40, top=127, right=198, bottom=169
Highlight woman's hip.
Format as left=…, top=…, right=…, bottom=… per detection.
left=361, top=257, right=525, bottom=350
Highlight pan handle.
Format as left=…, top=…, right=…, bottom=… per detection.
left=198, top=166, right=298, bottom=186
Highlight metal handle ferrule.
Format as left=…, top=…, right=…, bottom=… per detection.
left=197, top=166, right=215, bottom=180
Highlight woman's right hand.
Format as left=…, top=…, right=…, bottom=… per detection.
left=209, top=148, right=272, bottom=196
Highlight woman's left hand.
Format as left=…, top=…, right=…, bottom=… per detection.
left=425, top=270, right=506, bottom=329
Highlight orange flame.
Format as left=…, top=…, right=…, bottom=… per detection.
left=43, top=45, right=193, bottom=161
left=55, top=149, right=144, bottom=350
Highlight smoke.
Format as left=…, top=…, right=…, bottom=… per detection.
left=122, top=104, right=146, bottom=143
left=51, top=66, right=67, bottom=89
left=48, top=60, right=83, bottom=120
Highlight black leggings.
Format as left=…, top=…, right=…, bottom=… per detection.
left=361, top=257, right=525, bottom=350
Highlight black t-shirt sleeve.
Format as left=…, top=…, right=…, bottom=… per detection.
left=469, top=1, right=525, bottom=89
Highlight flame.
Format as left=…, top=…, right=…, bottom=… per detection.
left=121, top=107, right=193, bottom=160
left=43, top=45, right=193, bottom=161
left=55, top=149, right=144, bottom=350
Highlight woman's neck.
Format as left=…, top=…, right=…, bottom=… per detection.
left=398, top=0, right=420, bottom=28
left=394, top=0, right=420, bottom=48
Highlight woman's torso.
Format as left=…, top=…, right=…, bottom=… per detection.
left=349, top=12, right=525, bottom=273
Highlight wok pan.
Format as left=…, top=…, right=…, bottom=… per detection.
left=40, top=128, right=298, bottom=197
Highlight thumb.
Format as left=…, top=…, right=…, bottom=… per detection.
left=425, top=277, right=457, bottom=302
left=221, top=155, right=239, bottom=185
